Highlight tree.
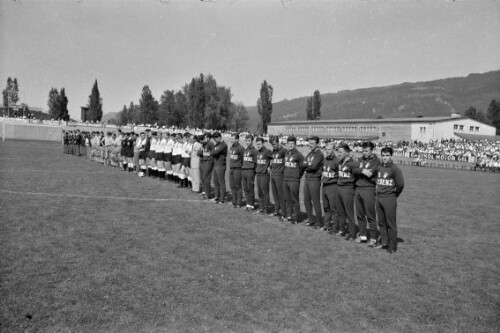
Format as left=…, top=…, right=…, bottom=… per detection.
left=119, top=104, right=128, bottom=125
left=11, top=78, right=19, bottom=105
left=230, top=102, right=249, bottom=132
left=173, top=90, right=187, bottom=128
left=464, top=106, right=486, bottom=123
left=257, top=80, right=273, bottom=134
left=486, top=99, right=500, bottom=135
left=47, top=87, right=60, bottom=119
left=2, top=77, right=20, bottom=116
left=158, top=90, right=176, bottom=127
left=312, top=90, right=321, bottom=119
left=59, top=88, right=69, bottom=121
left=88, top=80, right=103, bottom=122
left=306, top=97, right=313, bottom=120
left=139, top=85, right=158, bottom=125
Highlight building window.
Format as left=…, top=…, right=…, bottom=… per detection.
left=454, top=124, right=458, bottom=130
left=459, top=125, right=464, bottom=130
left=470, top=126, right=474, bottom=131
left=420, top=127, right=426, bottom=134
left=382, top=132, right=386, bottom=137
left=475, top=127, right=479, bottom=132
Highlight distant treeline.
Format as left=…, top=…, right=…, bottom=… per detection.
left=118, top=74, right=250, bottom=132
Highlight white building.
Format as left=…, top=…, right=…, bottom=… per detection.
left=267, top=115, right=497, bottom=142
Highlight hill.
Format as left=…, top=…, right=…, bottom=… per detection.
left=102, top=111, right=120, bottom=123
left=247, top=70, right=500, bottom=130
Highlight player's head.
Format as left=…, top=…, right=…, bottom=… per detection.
left=230, top=132, right=239, bottom=145
left=338, top=142, right=351, bottom=159
left=361, top=141, right=375, bottom=158
left=287, top=136, right=297, bottom=150
left=308, top=136, right=319, bottom=150
left=380, top=146, right=393, bottom=163
left=270, top=136, right=280, bottom=150
left=325, top=142, right=335, bottom=156
left=212, top=132, right=222, bottom=143
left=255, top=137, right=265, bottom=150
left=245, top=134, right=253, bottom=148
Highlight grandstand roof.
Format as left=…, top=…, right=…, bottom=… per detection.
left=454, top=132, right=500, bottom=141
left=270, top=116, right=468, bottom=125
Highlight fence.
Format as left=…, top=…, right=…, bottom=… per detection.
left=1, top=120, right=62, bottom=142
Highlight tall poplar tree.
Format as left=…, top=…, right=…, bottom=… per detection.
left=257, top=80, right=273, bottom=134
left=88, top=80, right=103, bottom=122
left=312, top=90, right=321, bottom=119
left=59, top=88, right=69, bottom=120
left=306, top=97, right=313, bottom=120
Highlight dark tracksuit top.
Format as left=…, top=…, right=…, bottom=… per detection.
left=303, top=147, right=325, bottom=225
left=352, top=154, right=380, bottom=238
left=284, top=148, right=305, bottom=182
left=229, top=142, right=245, bottom=169
left=337, top=156, right=357, bottom=236
left=211, top=140, right=228, bottom=201
left=270, top=147, right=287, bottom=176
left=211, top=141, right=228, bottom=166
left=283, top=148, right=305, bottom=219
left=270, top=146, right=288, bottom=215
left=375, top=160, right=404, bottom=250
left=256, top=147, right=272, bottom=211
left=229, top=142, right=245, bottom=206
left=242, top=145, right=258, bottom=207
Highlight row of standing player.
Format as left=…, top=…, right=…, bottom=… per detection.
left=68, top=130, right=405, bottom=254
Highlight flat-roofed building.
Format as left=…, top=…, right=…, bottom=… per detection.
left=267, top=115, right=496, bottom=142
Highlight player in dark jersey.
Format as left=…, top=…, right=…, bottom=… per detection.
left=268, top=137, right=287, bottom=218
left=375, top=146, right=404, bottom=253
left=352, top=141, right=380, bottom=245
left=242, top=134, right=258, bottom=210
left=255, top=137, right=272, bottom=214
left=336, top=142, right=357, bottom=240
left=228, top=133, right=245, bottom=208
left=321, top=142, right=340, bottom=233
left=303, top=136, right=325, bottom=229
left=283, top=136, right=305, bottom=223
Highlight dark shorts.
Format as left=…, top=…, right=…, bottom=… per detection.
left=139, top=151, right=147, bottom=160
left=165, top=153, right=172, bottom=162
left=126, top=148, right=134, bottom=158
left=156, top=152, right=165, bottom=161
left=148, top=151, right=157, bottom=160
left=182, top=157, right=191, bottom=168
left=172, top=154, right=182, bottom=165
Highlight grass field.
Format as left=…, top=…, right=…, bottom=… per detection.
left=1, top=140, right=499, bottom=332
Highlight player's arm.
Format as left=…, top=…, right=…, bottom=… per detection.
left=305, top=151, right=324, bottom=173
left=394, top=167, right=405, bottom=197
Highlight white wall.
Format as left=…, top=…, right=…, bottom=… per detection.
left=411, top=118, right=496, bottom=141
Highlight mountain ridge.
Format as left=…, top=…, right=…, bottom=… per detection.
left=247, top=70, right=500, bottom=130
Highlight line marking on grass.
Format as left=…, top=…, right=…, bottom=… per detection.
left=0, top=190, right=205, bottom=203
left=0, top=169, right=124, bottom=174
left=0, top=169, right=121, bottom=174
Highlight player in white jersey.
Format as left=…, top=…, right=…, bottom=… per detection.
left=172, top=133, right=183, bottom=183
left=104, top=132, right=114, bottom=166
left=156, top=132, right=167, bottom=180
left=179, top=132, right=192, bottom=188
left=137, top=132, right=147, bottom=176
left=164, top=132, right=174, bottom=181
left=149, top=131, right=158, bottom=177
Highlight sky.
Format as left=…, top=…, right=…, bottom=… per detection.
left=1, top=0, right=499, bottom=120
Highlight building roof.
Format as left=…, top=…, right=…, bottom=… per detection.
left=454, top=132, right=500, bottom=141
left=269, top=116, right=468, bottom=126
